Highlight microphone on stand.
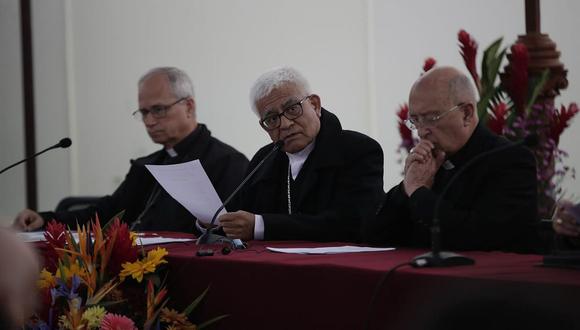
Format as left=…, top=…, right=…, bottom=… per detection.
left=0, top=137, right=72, bottom=175
left=196, top=139, right=285, bottom=248
left=412, top=134, right=538, bottom=267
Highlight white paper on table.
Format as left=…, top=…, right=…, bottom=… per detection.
left=145, top=160, right=225, bottom=225
left=17, top=231, right=79, bottom=243
left=136, top=237, right=195, bottom=246
left=266, top=245, right=395, bottom=254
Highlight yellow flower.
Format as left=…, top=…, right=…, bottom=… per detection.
left=160, top=308, right=188, bottom=325
left=38, top=268, right=56, bottom=289
left=130, top=231, right=138, bottom=246
left=58, top=315, right=71, bottom=330
left=82, top=305, right=106, bottom=329
left=120, top=248, right=168, bottom=282
left=56, top=260, right=88, bottom=282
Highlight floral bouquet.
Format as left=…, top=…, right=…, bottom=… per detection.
left=27, top=216, right=225, bottom=330
left=396, top=29, right=578, bottom=215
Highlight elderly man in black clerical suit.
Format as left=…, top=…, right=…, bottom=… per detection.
left=218, top=66, right=384, bottom=242
left=366, top=66, right=538, bottom=251
left=14, top=67, right=248, bottom=233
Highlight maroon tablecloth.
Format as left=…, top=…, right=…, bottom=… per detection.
left=157, top=236, right=580, bottom=330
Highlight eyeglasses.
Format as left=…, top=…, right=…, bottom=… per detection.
left=259, top=95, right=311, bottom=131
left=132, top=97, right=187, bottom=121
left=404, top=103, right=466, bottom=130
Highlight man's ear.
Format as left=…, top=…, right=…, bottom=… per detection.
left=309, top=94, right=322, bottom=116
left=463, top=103, right=475, bottom=125
left=186, top=97, right=196, bottom=117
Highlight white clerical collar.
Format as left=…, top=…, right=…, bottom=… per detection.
left=286, top=141, right=315, bottom=180
left=442, top=160, right=455, bottom=170
left=165, top=148, right=178, bottom=158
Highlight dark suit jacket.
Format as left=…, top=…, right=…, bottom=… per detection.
left=233, top=109, right=384, bottom=242
left=366, top=124, right=539, bottom=252
left=41, top=124, right=249, bottom=233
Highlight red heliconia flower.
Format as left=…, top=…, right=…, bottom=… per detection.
left=487, top=102, right=509, bottom=135
left=550, top=103, right=579, bottom=145
left=423, top=57, right=436, bottom=73
left=508, top=43, right=529, bottom=114
left=396, top=103, right=414, bottom=152
left=458, top=29, right=480, bottom=93
left=106, top=217, right=138, bottom=276
left=44, top=220, right=67, bottom=271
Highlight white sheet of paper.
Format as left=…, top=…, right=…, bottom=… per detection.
left=136, top=237, right=195, bottom=245
left=145, top=160, right=225, bottom=225
left=266, top=245, right=395, bottom=254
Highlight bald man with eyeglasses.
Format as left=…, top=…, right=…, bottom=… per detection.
left=365, top=66, right=539, bottom=252
left=14, top=67, right=248, bottom=233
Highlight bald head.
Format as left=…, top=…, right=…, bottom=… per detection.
left=408, top=66, right=479, bottom=155
left=410, top=66, right=478, bottom=110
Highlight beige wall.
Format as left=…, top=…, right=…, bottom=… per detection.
left=0, top=0, right=578, bottom=219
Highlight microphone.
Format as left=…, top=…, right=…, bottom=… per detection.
left=197, top=139, right=285, bottom=247
left=412, top=134, right=538, bottom=267
left=0, top=137, right=72, bottom=175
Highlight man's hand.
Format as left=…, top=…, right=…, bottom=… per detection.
left=0, top=228, right=40, bottom=327
left=219, top=210, right=255, bottom=241
left=12, top=209, right=44, bottom=231
left=403, top=140, right=445, bottom=196
left=552, top=200, right=580, bottom=237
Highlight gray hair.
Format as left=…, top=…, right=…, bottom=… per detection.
left=138, top=67, right=194, bottom=99
left=249, top=66, right=311, bottom=114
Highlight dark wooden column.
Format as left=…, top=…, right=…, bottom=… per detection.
left=501, top=0, right=568, bottom=106
left=20, top=0, right=38, bottom=210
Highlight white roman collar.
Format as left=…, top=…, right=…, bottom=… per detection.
left=286, top=141, right=315, bottom=180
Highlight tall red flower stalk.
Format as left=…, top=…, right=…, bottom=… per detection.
left=507, top=43, right=529, bottom=114
left=458, top=29, right=480, bottom=93
left=423, top=57, right=436, bottom=73
left=487, top=102, right=508, bottom=135
left=396, top=103, right=414, bottom=153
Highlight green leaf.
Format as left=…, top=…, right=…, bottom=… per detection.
left=183, top=285, right=210, bottom=316
left=481, top=37, right=504, bottom=91
left=525, top=69, right=550, bottom=112
left=198, top=314, right=230, bottom=330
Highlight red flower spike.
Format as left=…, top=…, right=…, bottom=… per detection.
left=458, top=29, right=480, bottom=93
left=396, top=104, right=414, bottom=152
left=550, top=103, right=579, bottom=145
left=44, top=220, right=67, bottom=271
left=423, top=57, right=436, bottom=73
left=508, top=43, right=529, bottom=114
left=487, top=102, right=508, bottom=135
left=106, top=217, right=138, bottom=276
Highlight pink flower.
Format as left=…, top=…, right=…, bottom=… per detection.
left=100, top=313, right=137, bottom=330
left=508, top=43, right=529, bottom=114
left=423, top=57, right=436, bottom=73
left=487, top=102, right=508, bottom=135
left=458, top=29, right=480, bottom=92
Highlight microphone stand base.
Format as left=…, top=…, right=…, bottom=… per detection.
left=412, top=251, right=475, bottom=267
left=196, top=231, right=245, bottom=250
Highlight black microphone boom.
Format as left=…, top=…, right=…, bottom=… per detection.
left=0, top=137, right=72, bottom=175
left=412, top=134, right=537, bottom=267
left=197, top=139, right=285, bottom=246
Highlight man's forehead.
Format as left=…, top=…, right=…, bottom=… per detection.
left=257, top=85, right=303, bottom=113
